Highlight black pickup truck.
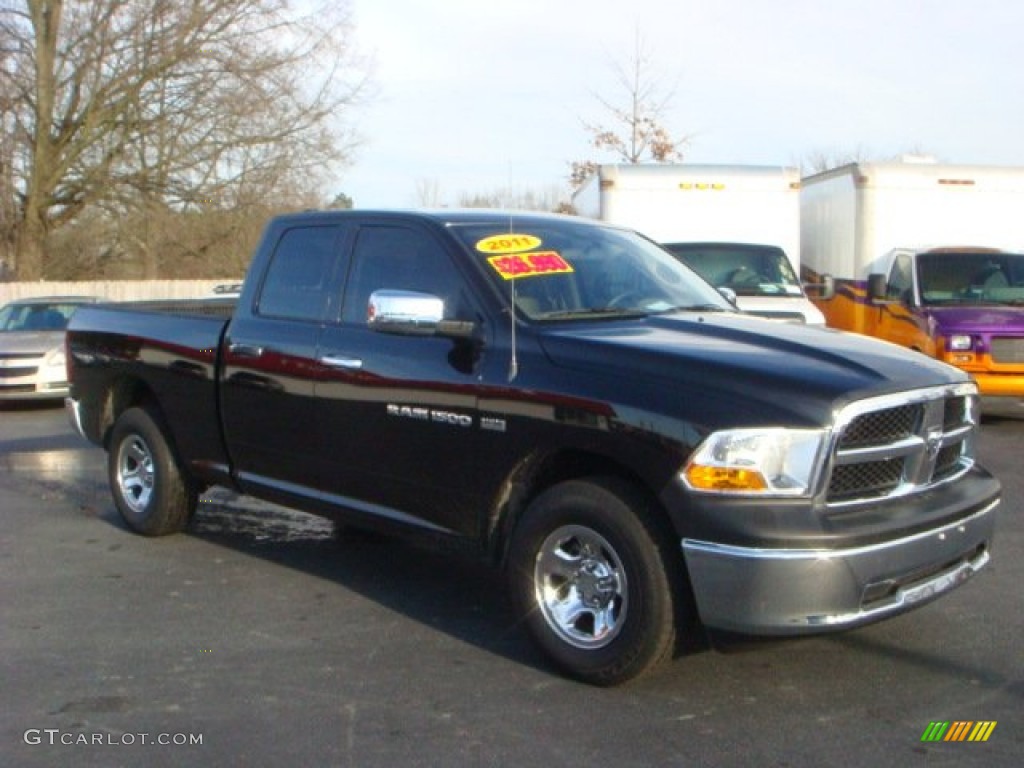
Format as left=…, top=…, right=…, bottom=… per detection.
left=66, top=210, right=1000, bottom=685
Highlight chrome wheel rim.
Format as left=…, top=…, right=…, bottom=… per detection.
left=533, top=525, right=627, bottom=649
left=116, top=435, right=155, bottom=515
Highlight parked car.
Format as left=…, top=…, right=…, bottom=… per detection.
left=0, top=296, right=102, bottom=401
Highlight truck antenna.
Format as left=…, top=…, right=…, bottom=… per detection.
left=508, top=278, right=519, bottom=382
left=507, top=209, right=519, bottom=382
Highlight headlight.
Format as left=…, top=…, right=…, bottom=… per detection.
left=947, top=334, right=973, bottom=351
left=43, top=346, right=66, bottom=369
left=683, top=428, right=825, bottom=496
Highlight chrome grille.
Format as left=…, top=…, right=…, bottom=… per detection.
left=825, top=384, right=977, bottom=505
left=943, top=397, right=967, bottom=430
left=933, top=444, right=964, bottom=481
left=840, top=404, right=920, bottom=448
left=990, top=337, right=1024, bottom=364
left=828, top=459, right=904, bottom=500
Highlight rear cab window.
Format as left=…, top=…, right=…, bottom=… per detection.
left=256, top=226, right=342, bottom=322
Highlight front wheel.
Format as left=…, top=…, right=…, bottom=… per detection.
left=108, top=406, right=196, bottom=536
left=506, top=478, right=684, bottom=686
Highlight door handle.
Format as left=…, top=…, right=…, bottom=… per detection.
left=319, top=355, right=363, bottom=370
left=228, top=342, right=264, bottom=358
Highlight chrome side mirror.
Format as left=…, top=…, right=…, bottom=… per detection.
left=368, top=290, right=444, bottom=335
left=368, top=290, right=476, bottom=340
left=818, top=274, right=835, bottom=300
left=867, top=273, right=888, bottom=302
left=803, top=273, right=835, bottom=300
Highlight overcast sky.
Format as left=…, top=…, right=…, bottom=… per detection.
left=342, top=0, right=1024, bottom=208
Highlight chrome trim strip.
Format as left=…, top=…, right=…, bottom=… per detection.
left=833, top=435, right=922, bottom=464
left=830, top=381, right=979, bottom=432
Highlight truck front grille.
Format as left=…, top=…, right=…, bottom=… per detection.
left=839, top=404, right=920, bottom=447
left=0, top=352, right=42, bottom=379
left=0, top=384, right=36, bottom=393
left=0, top=366, right=39, bottom=378
left=825, top=384, right=977, bottom=505
left=990, top=337, right=1024, bottom=364
left=828, top=459, right=905, bottom=499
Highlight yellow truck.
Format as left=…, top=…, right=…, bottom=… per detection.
left=801, top=161, right=1024, bottom=404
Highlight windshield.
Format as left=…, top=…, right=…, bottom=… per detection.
left=917, top=251, right=1024, bottom=306
left=0, top=301, right=83, bottom=332
left=662, top=243, right=803, bottom=298
left=449, top=219, right=733, bottom=321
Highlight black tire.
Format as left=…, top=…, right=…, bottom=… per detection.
left=506, top=477, right=683, bottom=686
left=107, top=406, right=196, bottom=536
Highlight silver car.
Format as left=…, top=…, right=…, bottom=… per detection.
left=0, top=296, right=102, bottom=401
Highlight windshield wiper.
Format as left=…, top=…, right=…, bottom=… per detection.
left=656, top=303, right=732, bottom=314
left=536, top=307, right=651, bottom=320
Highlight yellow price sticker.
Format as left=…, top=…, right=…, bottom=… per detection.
left=475, top=234, right=543, bottom=254
left=487, top=251, right=573, bottom=280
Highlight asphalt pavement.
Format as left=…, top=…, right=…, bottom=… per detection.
left=1, top=403, right=1021, bottom=767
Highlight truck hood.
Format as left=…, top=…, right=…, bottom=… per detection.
left=924, top=305, right=1024, bottom=334
left=537, top=312, right=966, bottom=428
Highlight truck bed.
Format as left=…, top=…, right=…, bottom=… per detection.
left=67, top=300, right=234, bottom=486
left=107, top=297, right=238, bottom=318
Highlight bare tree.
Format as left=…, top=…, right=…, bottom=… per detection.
left=799, top=146, right=939, bottom=176
left=414, top=177, right=443, bottom=208
left=0, top=95, right=16, bottom=278
left=0, top=0, right=371, bottom=279
left=799, top=146, right=873, bottom=176
left=457, top=185, right=569, bottom=212
left=570, top=30, right=690, bottom=188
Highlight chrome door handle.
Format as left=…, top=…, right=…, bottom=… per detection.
left=319, top=355, right=363, bottom=370
left=228, top=342, right=264, bottom=358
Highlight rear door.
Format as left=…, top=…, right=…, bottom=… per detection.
left=220, top=221, right=349, bottom=496
left=313, top=221, right=487, bottom=536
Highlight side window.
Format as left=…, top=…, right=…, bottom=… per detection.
left=342, top=226, right=464, bottom=324
left=257, top=226, right=339, bottom=321
left=886, top=254, right=914, bottom=302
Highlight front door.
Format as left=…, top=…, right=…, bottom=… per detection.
left=876, top=252, right=931, bottom=351
left=314, top=222, right=487, bottom=536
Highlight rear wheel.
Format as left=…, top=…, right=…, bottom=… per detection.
left=108, top=406, right=196, bottom=536
left=507, top=477, right=684, bottom=686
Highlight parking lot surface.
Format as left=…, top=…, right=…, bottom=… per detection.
left=2, top=402, right=1021, bottom=767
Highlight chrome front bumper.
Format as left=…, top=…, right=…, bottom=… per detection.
left=682, top=500, right=997, bottom=635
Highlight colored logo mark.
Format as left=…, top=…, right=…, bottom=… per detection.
left=921, top=721, right=997, bottom=742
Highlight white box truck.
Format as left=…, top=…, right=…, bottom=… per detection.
left=572, top=163, right=825, bottom=324
left=801, top=160, right=1024, bottom=402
